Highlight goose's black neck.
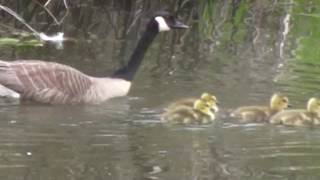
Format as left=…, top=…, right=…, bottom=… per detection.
left=112, top=20, right=159, bottom=81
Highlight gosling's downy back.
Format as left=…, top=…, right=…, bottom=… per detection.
left=230, top=93, right=289, bottom=122
left=165, top=92, right=218, bottom=111
left=269, top=98, right=320, bottom=126
left=161, top=98, right=216, bottom=124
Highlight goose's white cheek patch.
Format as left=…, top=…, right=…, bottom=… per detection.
left=155, top=16, right=171, bottom=32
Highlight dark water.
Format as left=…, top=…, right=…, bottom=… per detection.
left=1, top=0, right=320, bottom=179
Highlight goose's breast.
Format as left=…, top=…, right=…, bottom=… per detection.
left=84, top=78, right=131, bottom=103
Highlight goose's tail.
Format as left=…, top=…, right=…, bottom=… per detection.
left=0, top=61, right=21, bottom=98
left=0, top=60, right=22, bottom=98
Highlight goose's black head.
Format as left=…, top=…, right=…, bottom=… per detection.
left=112, top=12, right=188, bottom=81
left=148, top=12, right=189, bottom=32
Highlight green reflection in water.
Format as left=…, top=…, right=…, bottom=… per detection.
left=276, top=0, right=320, bottom=102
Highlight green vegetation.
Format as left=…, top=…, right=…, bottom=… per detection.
left=0, top=37, right=43, bottom=47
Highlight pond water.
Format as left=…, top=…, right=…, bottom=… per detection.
left=1, top=0, right=320, bottom=179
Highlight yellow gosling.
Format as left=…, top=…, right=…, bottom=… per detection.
left=270, top=97, right=320, bottom=127
left=166, top=92, right=218, bottom=112
left=162, top=99, right=217, bottom=125
left=230, top=94, right=289, bottom=122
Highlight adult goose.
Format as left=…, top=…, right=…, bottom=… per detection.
left=0, top=12, right=188, bottom=104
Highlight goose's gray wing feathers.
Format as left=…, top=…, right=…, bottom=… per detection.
left=0, top=60, right=92, bottom=104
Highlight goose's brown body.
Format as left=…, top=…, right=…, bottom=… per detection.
left=0, top=60, right=131, bottom=104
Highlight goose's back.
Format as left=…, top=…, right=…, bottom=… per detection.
left=0, top=60, right=93, bottom=104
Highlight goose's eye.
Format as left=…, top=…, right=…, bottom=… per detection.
left=167, top=16, right=176, bottom=24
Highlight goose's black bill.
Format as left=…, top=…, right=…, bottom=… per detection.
left=171, top=19, right=189, bottom=29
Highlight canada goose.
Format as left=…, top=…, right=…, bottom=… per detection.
left=270, top=97, right=320, bottom=126
left=0, top=12, right=188, bottom=104
left=230, top=94, right=289, bottom=122
left=166, top=92, right=219, bottom=112
left=162, top=99, right=217, bottom=124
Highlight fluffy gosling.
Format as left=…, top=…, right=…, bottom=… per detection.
left=162, top=99, right=217, bottom=124
left=166, top=92, right=218, bottom=111
left=230, top=94, right=289, bottom=122
left=270, top=97, right=320, bottom=127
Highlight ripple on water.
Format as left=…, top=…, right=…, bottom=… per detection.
left=216, top=119, right=320, bottom=178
